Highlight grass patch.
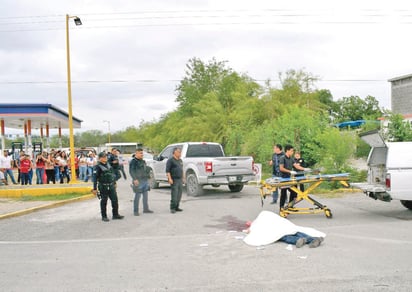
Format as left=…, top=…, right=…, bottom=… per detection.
left=20, top=192, right=89, bottom=201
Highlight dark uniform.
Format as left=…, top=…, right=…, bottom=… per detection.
left=129, top=154, right=152, bottom=215
left=107, top=151, right=121, bottom=181
left=93, top=152, right=124, bottom=221
left=279, top=153, right=294, bottom=209
left=166, top=155, right=183, bottom=213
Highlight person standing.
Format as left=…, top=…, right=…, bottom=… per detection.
left=268, top=144, right=284, bottom=204
left=78, top=153, right=88, bottom=181
left=1, top=150, right=17, bottom=184
left=129, top=148, right=153, bottom=216
left=279, top=144, right=296, bottom=211
left=58, top=151, right=70, bottom=184
left=19, top=154, right=32, bottom=185
left=107, top=148, right=121, bottom=181
left=92, top=152, right=124, bottom=222
left=45, top=151, right=56, bottom=184
left=16, top=150, right=25, bottom=183
left=35, top=153, right=47, bottom=184
left=85, top=152, right=96, bottom=183
left=166, top=147, right=185, bottom=214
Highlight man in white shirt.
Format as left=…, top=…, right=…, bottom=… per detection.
left=0, top=150, right=17, bottom=184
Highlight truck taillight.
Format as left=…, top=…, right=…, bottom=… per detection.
left=386, top=173, right=391, bottom=190
left=205, top=161, right=213, bottom=173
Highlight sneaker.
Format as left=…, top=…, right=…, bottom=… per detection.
left=112, top=215, right=124, bottom=220
left=175, top=208, right=183, bottom=212
left=309, top=238, right=322, bottom=248
left=296, top=237, right=306, bottom=248
left=270, top=201, right=277, bottom=204
left=170, top=209, right=176, bottom=214
left=143, top=210, right=154, bottom=214
left=134, top=212, right=140, bottom=216
left=102, top=217, right=110, bottom=222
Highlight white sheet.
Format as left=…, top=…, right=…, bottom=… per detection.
left=243, top=210, right=326, bottom=246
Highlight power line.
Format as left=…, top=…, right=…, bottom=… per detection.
left=0, top=79, right=388, bottom=85
left=1, top=9, right=412, bottom=32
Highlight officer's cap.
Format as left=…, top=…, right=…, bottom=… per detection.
left=98, top=152, right=107, bottom=158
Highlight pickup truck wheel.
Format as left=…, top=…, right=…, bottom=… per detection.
left=186, top=173, right=203, bottom=197
left=149, top=169, right=159, bottom=189
left=228, top=184, right=244, bottom=192
left=400, top=200, right=412, bottom=210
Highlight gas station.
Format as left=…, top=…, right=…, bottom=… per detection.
left=0, top=103, right=91, bottom=198
left=0, top=103, right=82, bottom=157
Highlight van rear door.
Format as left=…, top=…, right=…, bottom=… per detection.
left=352, top=130, right=388, bottom=198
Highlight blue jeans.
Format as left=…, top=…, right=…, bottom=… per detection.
left=21, top=173, right=29, bottom=185
left=54, top=166, right=61, bottom=182
left=133, top=180, right=150, bottom=213
left=85, top=166, right=93, bottom=182
left=280, top=232, right=314, bottom=245
left=79, top=165, right=87, bottom=181
left=36, top=168, right=45, bottom=184
left=28, top=169, right=33, bottom=184
left=4, top=169, right=17, bottom=184
left=272, top=175, right=280, bottom=202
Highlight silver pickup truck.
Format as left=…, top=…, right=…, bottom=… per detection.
left=352, top=129, right=412, bottom=210
left=146, top=142, right=255, bottom=196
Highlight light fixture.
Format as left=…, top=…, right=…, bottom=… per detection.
left=73, top=17, right=82, bottom=26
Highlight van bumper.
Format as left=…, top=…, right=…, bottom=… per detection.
left=351, top=183, right=391, bottom=202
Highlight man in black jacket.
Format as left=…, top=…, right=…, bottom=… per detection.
left=129, top=148, right=153, bottom=216
left=92, top=152, right=124, bottom=222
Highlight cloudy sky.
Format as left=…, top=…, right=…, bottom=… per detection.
left=1, top=0, right=411, bottom=135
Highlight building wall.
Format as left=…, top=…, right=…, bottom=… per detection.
left=391, top=75, right=412, bottom=115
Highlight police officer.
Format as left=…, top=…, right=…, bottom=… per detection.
left=129, top=148, right=153, bottom=216
left=107, top=148, right=121, bottom=181
left=92, top=152, right=124, bottom=222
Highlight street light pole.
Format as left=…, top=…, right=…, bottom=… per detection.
left=103, top=120, right=111, bottom=144
left=66, top=14, right=82, bottom=184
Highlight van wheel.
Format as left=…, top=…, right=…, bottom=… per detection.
left=149, top=169, right=159, bottom=189
left=400, top=200, right=412, bottom=210
left=228, top=184, right=244, bottom=192
left=186, top=173, right=203, bottom=197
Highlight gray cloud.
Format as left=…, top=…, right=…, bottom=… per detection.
left=1, top=0, right=409, bottom=134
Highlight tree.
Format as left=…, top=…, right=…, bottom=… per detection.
left=175, top=57, right=231, bottom=115
left=311, top=128, right=357, bottom=172
left=385, top=112, right=412, bottom=141
left=331, top=95, right=382, bottom=123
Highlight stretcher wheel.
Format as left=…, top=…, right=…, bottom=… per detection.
left=279, top=210, right=288, bottom=218
left=324, top=208, right=333, bottom=219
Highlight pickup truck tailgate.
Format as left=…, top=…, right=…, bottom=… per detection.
left=211, top=157, right=254, bottom=175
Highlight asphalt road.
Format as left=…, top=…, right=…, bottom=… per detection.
left=1, top=179, right=411, bottom=292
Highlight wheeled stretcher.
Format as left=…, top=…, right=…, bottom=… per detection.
left=259, top=173, right=350, bottom=218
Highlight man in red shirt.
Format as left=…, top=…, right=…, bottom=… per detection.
left=20, top=154, right=32, bottom=185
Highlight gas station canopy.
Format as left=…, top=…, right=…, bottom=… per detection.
left=0, top=103, right=82, bottom=130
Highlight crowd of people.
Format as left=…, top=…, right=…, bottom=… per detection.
left=0, top=149, right=103, bottom=186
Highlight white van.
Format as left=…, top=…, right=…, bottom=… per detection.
left=353, top=129, right=412, bottom=210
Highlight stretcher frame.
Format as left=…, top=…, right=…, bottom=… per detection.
left=259, top=173, right=350, bottom=218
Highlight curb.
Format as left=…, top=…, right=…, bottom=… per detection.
left=0, top=186, right=92, bottom=198
left=0, top=194, right=95, bottom=220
